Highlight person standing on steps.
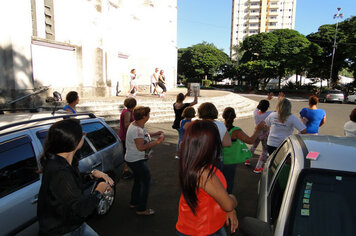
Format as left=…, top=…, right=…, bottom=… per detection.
left=158, top=70, right=167, bottom=98
left=151, top=68, right=159, bottom=95
left=127, top=69, right=138, bottom=97
left=172, top=90, right=198, bottom=159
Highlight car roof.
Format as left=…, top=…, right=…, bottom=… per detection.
left=298, top=135, right=356, bottom=173
left=0, top=111, right=97, bottom=135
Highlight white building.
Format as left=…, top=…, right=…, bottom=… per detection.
left=0, top=0, right=177, bottom=102
left=230, top=0, right=296, bottom=58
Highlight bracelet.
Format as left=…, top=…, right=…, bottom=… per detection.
left=91, top=169, right=96, bottom=175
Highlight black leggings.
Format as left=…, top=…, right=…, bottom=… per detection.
left=158, top=81, right=166, bottom=92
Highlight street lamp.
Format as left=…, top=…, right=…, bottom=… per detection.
left=329, top=7, right=343, bottom=88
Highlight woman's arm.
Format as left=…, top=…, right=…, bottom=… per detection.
left=123, top=111, right=132, bottom=129
left=320, top=114, right=326, bottom=127
left=231, top=122, right=265, bottom=144
left=222, top=131, right=232, bottom=147
left=189, top=93, right=198, bottom=106
left=149, top=131, right=164, bottom=137
left=200, top=169, right=237, bottom=212
left=134, top=135, right=164, bottom=151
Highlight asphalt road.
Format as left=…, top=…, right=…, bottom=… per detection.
left=88, top=95, right=355, bottom=236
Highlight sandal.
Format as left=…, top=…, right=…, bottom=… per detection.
left=136, top=208, right=155, bottom=216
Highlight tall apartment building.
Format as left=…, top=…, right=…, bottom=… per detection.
left=230, top=0, right=297, bottom=58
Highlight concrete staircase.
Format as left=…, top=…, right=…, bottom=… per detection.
left=77, top=90, right=258, bottom=126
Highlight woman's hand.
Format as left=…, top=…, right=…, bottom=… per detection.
left=156, top=134, right=165, bottom=144
left=92, top=170, right=114, bottom=186
left=226, top=209, right=239, bottom=233
left=95, top=182, right=112, bottom=195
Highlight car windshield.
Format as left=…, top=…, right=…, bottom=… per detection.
left=286, top=169, right=356, bottom=236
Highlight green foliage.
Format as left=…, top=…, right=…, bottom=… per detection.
left=202, top=79, right=212, bottom=87
left=178, top=42, right=229, bottom=82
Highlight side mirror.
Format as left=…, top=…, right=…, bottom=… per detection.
left=240, top=217, right=273, bottom=236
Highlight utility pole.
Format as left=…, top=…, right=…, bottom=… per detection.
left=329, top=7, right=343, bottom=88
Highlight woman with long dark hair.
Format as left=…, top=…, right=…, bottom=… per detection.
left=37, top=119, right=114, bottom=236
left=222, top=107, right=263, bottom=194
left=176, top=120, right=238, bottom=235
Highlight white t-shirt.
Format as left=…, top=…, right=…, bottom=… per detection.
left=130, top=73, right=136, bottom=86
left=125, top=124, right=151, bottom=162
left=254, top=109, right=273, bottom=125
left=214, top=120, right=227, bottom=141
left=264, top=112, right=306, bottom=147
left=151, top=72, right=159, bottom=84
left=344, top=121, right=356, bottom=137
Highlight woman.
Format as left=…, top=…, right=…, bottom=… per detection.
left=63, top=91, right=79, bottom=114
left=299, top=95, right=326, bottom=134
left=176, top=120, right=238, bottom=235
left=222, top=107, right=263, bottom=193
left=344, top=108, right=356, bottom=137
left=198, top=102, right=231, bottom=148
left=246, top=99, right=272, bottom=173
left=178, top=106, right=195, bottom=149
left=125, top=106, right=165, bottom=215
left=172, top=90, right=198, bottom=159
left=37, top=119, right=114, bottom=236
left=118, top=97, right=137, bottom=179
left=263, top=98, right=307, bottom=155
left=127, top=69, right=138, bottom=97
left=158, top=70, right=167, bottom=98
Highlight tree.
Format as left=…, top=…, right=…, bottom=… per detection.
left=178, top=42, right=229, bottom=82
left=238, top=29, right=314, bottom=89
left=306, top=16, right=356, bottom=87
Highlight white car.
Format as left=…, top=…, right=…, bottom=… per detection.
left=240, top=134, right=356, bottom=236
left=346, top=93, right=356, bottom=104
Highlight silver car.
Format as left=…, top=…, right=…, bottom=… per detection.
left=241, top=134, right=356, bottom=236
left=0, top=112, right=124, bottom=235
left=318, top=90, right=344, bottom=103
left=346, top=92, right=356, bottom=104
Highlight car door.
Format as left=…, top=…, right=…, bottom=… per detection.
left=0, top=132, right=41, bottom=235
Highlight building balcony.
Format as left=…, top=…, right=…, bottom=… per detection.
left=248, top=25, right=259, bottom=30
left=267, top=17, right=278, bottom=22
left=268, top=4, right=279, bottom=9
left=249, top=11, right=260, bottom=16
left=268, top=11, right=278, bottom=16
left=249, top=4, right=260, bottom=9
left=248, top=18, right=260, bottom=23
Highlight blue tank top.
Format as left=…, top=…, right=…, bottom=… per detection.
left=63, top=105, right=76, bottom=114
left=179, top=119, right=191, bottom=143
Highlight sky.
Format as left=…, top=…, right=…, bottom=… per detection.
left=177, top=0, right=356, bottom=54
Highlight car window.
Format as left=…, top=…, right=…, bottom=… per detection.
left=268, top=141, right=290, bottom=189
left=0, top=135, right=39, bottom=198
left=36, top=130, right=94, bottom=160
left=270, top=154, right=292, bottom=226
left=82, top=122, right=116, bottom=151
left=286, top=170, right=356, bottom=236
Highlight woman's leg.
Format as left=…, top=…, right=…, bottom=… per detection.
left=175, top=129, right=181, bottom=158
left=222, top=164, right=237, bottom=194
left=126, top=161, right=141, bottom=207
left=127, top=160, right=151, bottom=211
left=255, top=138, right=269, bottom=169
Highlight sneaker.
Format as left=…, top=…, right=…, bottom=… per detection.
left=253, top=167, right=263, bottom=173
left=174, top=155, right=180, bottom=159
left=244, top=160, right=251, bottom=166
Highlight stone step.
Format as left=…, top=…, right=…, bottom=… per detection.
left=77, top=92, right=258, bottom=124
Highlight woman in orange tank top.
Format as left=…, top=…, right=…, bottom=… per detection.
left=176, top=120, right=239, bottom=236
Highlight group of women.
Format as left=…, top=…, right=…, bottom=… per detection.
left=41, top=89, right=351, bottom=235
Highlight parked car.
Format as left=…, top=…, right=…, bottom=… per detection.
left=0, top=112, right=124, bottom=236
left=240, top=134, right=356, bottom=236
left=318, top=90, right=344, bottom=103
left=346, top=92, right=356, bottom=104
